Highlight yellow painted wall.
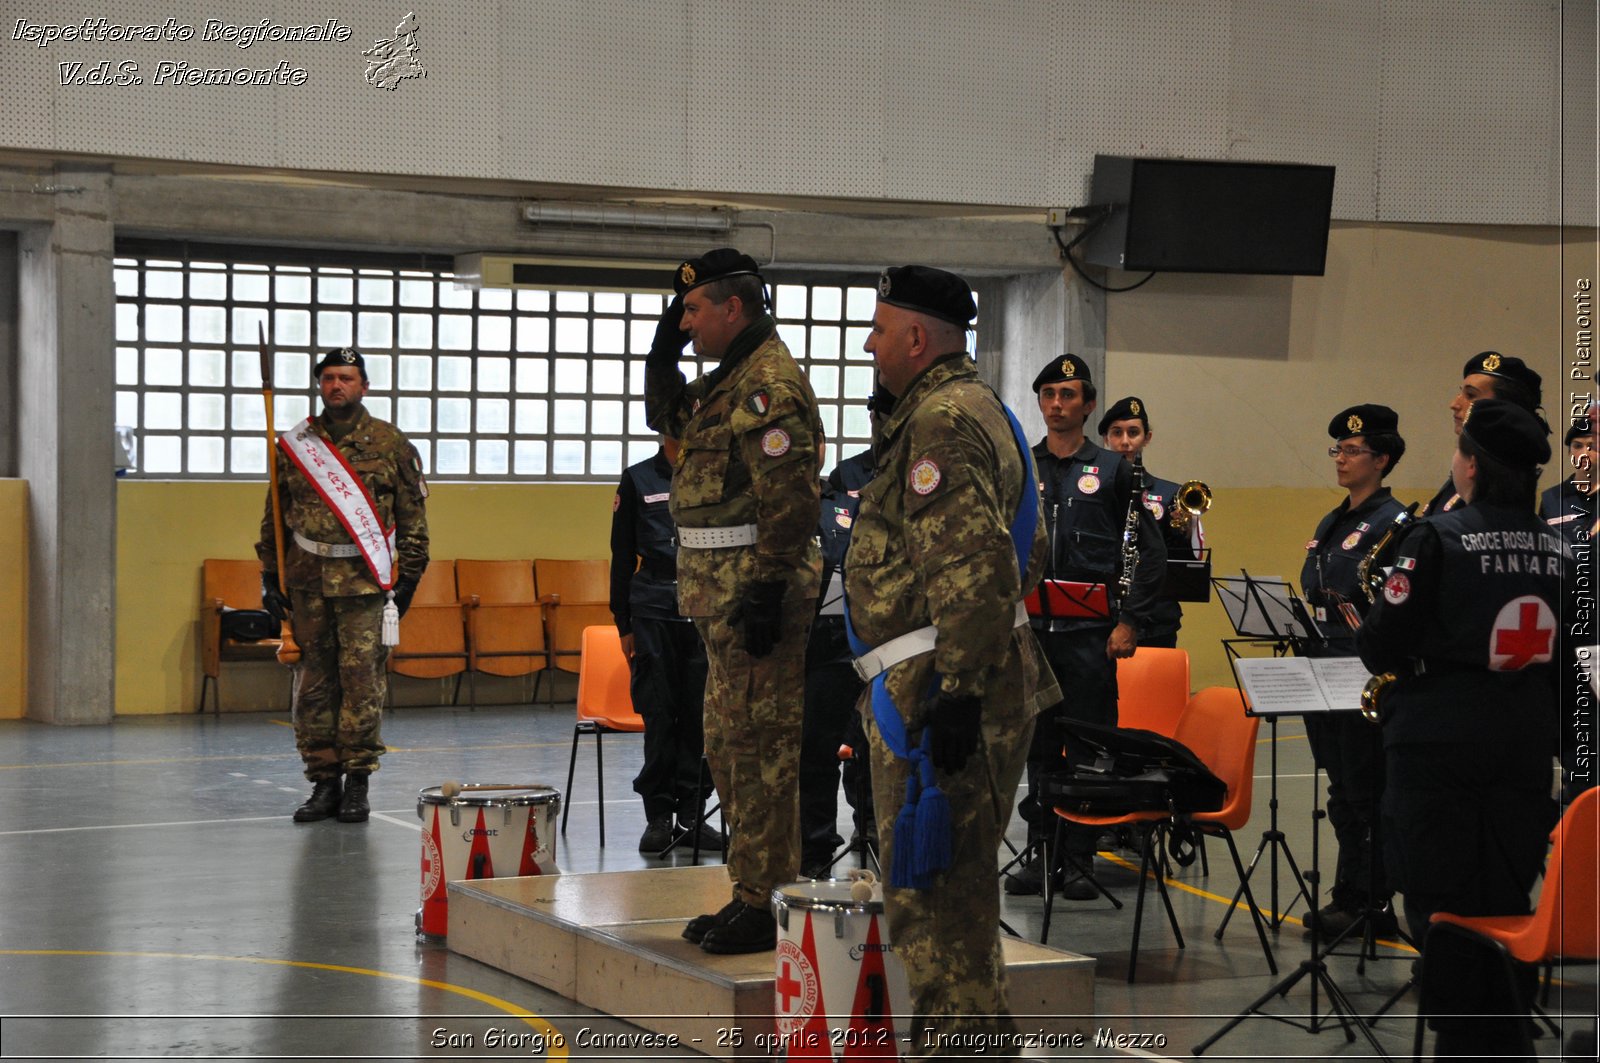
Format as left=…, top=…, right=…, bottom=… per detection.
left=114, top=480, right=614, bottom=715
left=0, top=480, right=27, bottom=719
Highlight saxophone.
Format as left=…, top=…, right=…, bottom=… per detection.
left=1357, top=502, right=1420, bottom=604
left=1119, top=452, right=1145, bottom=599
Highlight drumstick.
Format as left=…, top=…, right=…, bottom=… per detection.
left=438, top=781, right=542, bottom=797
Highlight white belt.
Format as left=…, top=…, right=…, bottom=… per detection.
left=818, top=571, right=846, bottom=617
left=293, top=530, right=365, bottom=558
left=852, top=601, right=1030, bottom=683
left=677, top=524, right=758, bottom=549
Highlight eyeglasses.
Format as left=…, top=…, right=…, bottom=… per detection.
left=1328, top=445, right=1376, bottom=459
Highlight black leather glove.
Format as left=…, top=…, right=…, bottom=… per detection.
left=261, top=574, right=291, bottom=625
left=392, top=575, right=419, bottom=618
left=928, top=691, right=984, bottom=775
left=648, top=295, right=688, bottom=365
left=729, top=579, right=785, bottom=658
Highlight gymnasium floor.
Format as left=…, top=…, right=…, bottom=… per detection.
left=0, top=700, right=1592, bottom=1061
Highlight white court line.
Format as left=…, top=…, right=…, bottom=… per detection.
left=368, top=811, right=419, bottom=831
left=0, top=815, right=286, bottom=836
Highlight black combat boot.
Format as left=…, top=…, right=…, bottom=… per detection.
left=293, top=777, right=343, bottom=823
left=337, top=771, right=370, bottom=822
left=699, top=900, right=778, bottom=954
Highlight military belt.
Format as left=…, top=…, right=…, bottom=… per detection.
left=293, top=531, right=364, bottom=558
left=853, top=601, right=1030, bottom=683
left=677, top=523, right=758, bottom=549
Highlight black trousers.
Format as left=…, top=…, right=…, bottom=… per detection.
left=1024, top=624, right=1119, bottom=858
left=629, top=615, right=711, bottom=822
left=799, top=616, right=871, bottom=866
left=1303, top=711, right=1389, bottom=910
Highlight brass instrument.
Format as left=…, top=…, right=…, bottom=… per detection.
left=1169, top=479, right=1212, bottom=532
left=1357, top=502, right=1420, bottom=604
left=1360, top=671, right=1396, bottom=722
left=1119, top=452, right=1146, bottom=599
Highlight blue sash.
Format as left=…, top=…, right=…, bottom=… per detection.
left=842, top=402, right=1038, bottom=888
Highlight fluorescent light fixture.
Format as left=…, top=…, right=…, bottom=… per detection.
left=522, top=201, right=734, bottom=232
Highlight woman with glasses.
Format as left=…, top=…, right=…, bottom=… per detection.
left=1297, top=404, right=1409, bottom=942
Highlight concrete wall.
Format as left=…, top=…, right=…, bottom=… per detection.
left=0, top=480, right=26, bottom=718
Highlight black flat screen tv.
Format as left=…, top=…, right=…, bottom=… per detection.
left=1081, top=155, right=1336, bottom=275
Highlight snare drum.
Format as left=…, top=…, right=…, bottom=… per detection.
left=771, top=880, right=910, bottom=1060
left=415, top=784, right=561, bottom=939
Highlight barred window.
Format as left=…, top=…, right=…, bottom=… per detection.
left=113, top=249, right=889, bottom=481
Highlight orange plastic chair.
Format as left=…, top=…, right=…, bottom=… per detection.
left=562, top=625, right=645, bottom=847
left=536, top=559, right=613, bottom=696
left=455, top=559, right=549, bottom=699
left=1116, top=646, right=1191, bottom=735
left=1046, top=686, right=1277, bottom=982
left=387, top=561, right=473, bottom=708
left=198, top=558, right=285, bottom=714
left=1414, top=787, right=1600, bottom=1058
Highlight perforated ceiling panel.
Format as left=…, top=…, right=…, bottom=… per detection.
left=1378, top=0, right=1560, bottom=225
left=502, top=0, right=690, bottom=191
left=1560, top=0, right=1598, bottom=228
left=1226, top=0, right=1380, bottom=219
left=1049, top=0, right=1232, bottom=204
left=0, top=0, right=1580, bottom=225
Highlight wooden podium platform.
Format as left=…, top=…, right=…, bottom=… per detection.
left=448, top=865, right=1096, bottom=1060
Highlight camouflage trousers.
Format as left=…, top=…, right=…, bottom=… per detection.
left=863, top=697, right=1035, bottom=1060
left=695, top=603, right=813, bottom=908
left=289, top=589, right=388, bottom=781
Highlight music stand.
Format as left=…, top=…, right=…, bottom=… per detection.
left=1210, top=571, right=1313, bottom=931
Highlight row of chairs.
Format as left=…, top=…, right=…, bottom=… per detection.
left=199, top=557, right=610, bottom=712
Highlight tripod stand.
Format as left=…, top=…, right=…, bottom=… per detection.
left=1195, top=762, right=1391, bottom=1059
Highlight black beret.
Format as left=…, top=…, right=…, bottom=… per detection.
left=875, top=265, right=977, bottom=327
left=1461, top=351, right=1542, bottom=410
left=1328, top=403, right=1399, bottom=441
left=1032, top=353, right=1093, bottom=393
left=1461, top=398, right=1552, bottom=467
left=1565, top=417, right=1594, bottom=446
left=1096, top=396, right=1149, bottom=437
left=673, top=247, right=764, bottom=296
left=314, top=347, right=367, bottom=380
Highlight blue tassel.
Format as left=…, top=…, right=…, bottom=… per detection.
left=913, top=753, right=952, bottom=882
left=890, top=771, right=922, bottom=889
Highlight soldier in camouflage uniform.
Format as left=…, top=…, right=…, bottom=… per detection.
left=257, top=348, right=430, bottom=824
left=845, top=266, right=1059, bottom=1058
left=644, top=248, right=823, bottom=954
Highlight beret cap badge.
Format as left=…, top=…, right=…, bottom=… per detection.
left=1129, top=399, right=1141, bottom=416
left=1060, top=358, right=1076, bottom=378
left=1482, top=352, right=1502, bottom=372
left=678, top=263, right=697, bottom=287
left=1347, top=414, right=1363, bottom=433
left=878, top=271, right=892, bottom=297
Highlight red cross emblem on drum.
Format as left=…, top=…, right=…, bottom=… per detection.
left=774, top=936, right=821, bottom=1035
left=1489, top=596, right=1556, bottom=671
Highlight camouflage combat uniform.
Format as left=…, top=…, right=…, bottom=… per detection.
left=257, top=406, right=430, bottom=782
left=646, top=316, right=822, bottom=908
left=844, top=354, right=1058, bottom=1058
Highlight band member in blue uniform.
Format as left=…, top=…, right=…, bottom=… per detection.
left=1539, top=418, right=1596, bottom=546
left=1298, top=404, right=1408, bottom=939
left=799, top=445, right=876, bottom=876
left=609, top=439, right=715, bottom=853
left=1359, top=399, right=1565, bottom=1060
left=1005, top=358, right=1165, bottom=899
left=1422, top=352, right=1543, bottom=516
left=1098, top=395, right=1203, bottom=649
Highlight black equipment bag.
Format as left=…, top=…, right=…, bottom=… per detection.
left=1042, top=719, right=1226, bottom=816
left=220, top=607, right=277, bottom=642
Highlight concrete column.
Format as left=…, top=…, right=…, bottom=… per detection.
left=17, top=168, right=115, bottom=724
left=0, top=231, right=16, bottom=477
left=981, top=267, right=1106, bottom=438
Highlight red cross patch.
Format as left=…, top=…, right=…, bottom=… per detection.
left=1489, top=596, right=1556, bottom=671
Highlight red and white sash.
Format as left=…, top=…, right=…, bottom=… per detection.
left=278, top=418, right=397, bottom=590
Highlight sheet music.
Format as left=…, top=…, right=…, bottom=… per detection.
left=1233, top=656, right=1371, bottom=716
left=1214, top=575, right=1312, bottom=640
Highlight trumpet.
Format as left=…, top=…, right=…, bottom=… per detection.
left=1169, top=479, right=1212, bottom=532
left=1360, top=671, right=1397, bottom=722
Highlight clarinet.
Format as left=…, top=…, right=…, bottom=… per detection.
left=1119, top=452, right=1145, bottom=599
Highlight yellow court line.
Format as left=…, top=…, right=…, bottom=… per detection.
left=1258, top=732, right=1308, bottom=744
left=0, top=949, right=567, bottom=1058
left=1097, top=852, right=1418, bottom=955
left=0, top=740, right=573, bottom=772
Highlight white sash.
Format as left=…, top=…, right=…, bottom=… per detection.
left=278, top=418, right=396, bottom=590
